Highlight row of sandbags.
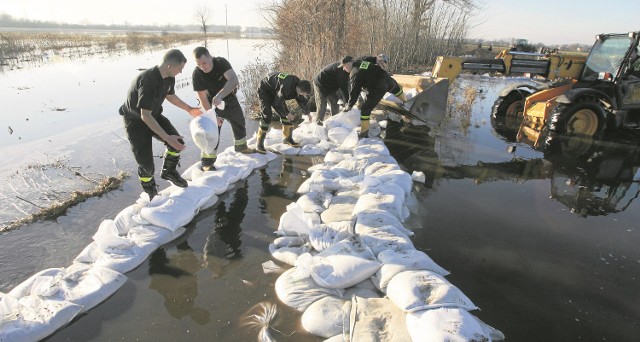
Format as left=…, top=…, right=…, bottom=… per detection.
left=269, top=135, right=506, bottom=341
left=0, top=110, right=286, bottom=341
left=0, top=109, right=374, bottom=341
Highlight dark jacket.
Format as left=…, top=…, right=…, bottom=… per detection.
left=313, top=62, right=349, bottom=99
left=258, top=72, right=309, bottom=116
left=347, top=60, right=387, bottom=108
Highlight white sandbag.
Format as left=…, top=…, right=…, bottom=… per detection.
left=190, top=172, right=230, bottom=195
left=269, top=142, right=301, bottom=155
left=217, top=165, right=244, bottom=184
left=320, top=190, right=359, bottom=223
left=8, top=264, right=126, bottom=313
left=386, top=270, right=478, bottom=312
left=301, top=296, right=347, bottom=338
left=341, top=278, right=381, bottom=300
left=373, top=249, right=449, bottom=292
left=190, top=109, right=219, bottom=155
left=93, top=219, right=133, bottom=252
left=296, top=191, right=327, bottom=213
left=127, top=225, right=186, bottom=246
left=333, top=158, right=369, bottom=176
left=269, top=236, right=312, bottom=266
left=359, top=224, right=415, bottom=256
left=304, top=211, right=322, bottom=227
left=353, top=141, right=390, bottom=159
left=277, top=202, right=314, bottom=236
left=324, top=150, right=351, bottom=164
left=363, top=161, right=401, bottom=177
left=354, top=209, right=413, bottom=237
left=275, top=267, right=343, bottom=312
left=294, top=122, right=327, bottom=144
left=353, top=191, right=407, bottom=222
left=411, top=171, right=426, bottom=183
left=113, top=203, right=144, bottom=235
left=327, top=127, right=350, bottom=145
left=308, top=222, right=352, bottom=252
left=299, top=144, right=326, bottom=155
left=163, top=184, right=215, bottom=211
left=0, top=293, right=83, bottom=342
left=406, top=307, right=505, bottom=342
left=139, top=196, right=196, bottom=232
left=300, top=236, right=380, bottom=289
left=324, top=335, right=345, bottom=342
left=324, top=109, right=360, bottom=130
left=74, top=240, right=158, bottom=274
left=362, top=170, right=413, bottom=197
left=338, top=130, right=359, bottom=150
left=344, top=296, right=412, bottom=342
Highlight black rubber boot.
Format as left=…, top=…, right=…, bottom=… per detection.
left=141, top=178, right=158, bottom=200
left=256, top=127, right=267, bottom=154
left=234, top=141, right=255, bottom=154
left=201, top=157, right=216, bottom=171
left=161, top=154, right=188, bottom=188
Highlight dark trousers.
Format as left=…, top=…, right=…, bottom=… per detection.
left=360, top=73, right=402, bottom=120
left=313, top=83, right=340, bottom=122
left=257, top=85, right=288, bottom=127
left=214, top=95, right=247, bottom=141
left=123, top=114, right=179, bottom=179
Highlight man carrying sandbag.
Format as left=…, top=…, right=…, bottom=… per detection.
left=255, top=72, right=312, bottom=153
left=312, top=56, right=353, bottom=126
left=192, top=46, right=254, bottom=171
left=119, top=49, right=202, bottom=200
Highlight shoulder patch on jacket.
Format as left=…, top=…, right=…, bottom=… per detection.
left=359, top=61, right=370, bottom=70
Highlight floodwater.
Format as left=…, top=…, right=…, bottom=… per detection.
left=1, top=40, right=639, bottom=342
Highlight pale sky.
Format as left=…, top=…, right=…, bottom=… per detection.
left=1, top=0, right=639, bottom=45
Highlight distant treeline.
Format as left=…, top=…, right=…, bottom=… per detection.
left=0, top=13, right=266, bottom=34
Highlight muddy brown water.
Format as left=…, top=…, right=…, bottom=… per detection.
left=0, top=40, right=639, bottom=340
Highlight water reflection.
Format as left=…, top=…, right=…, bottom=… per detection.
left=147, top=181, right=249, bottom=323
left=148, top=241, right=211, bottom=325
left=385, top=120, right=640, bottom=217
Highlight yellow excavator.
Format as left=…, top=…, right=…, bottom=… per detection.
left=386, top=47, right=588, bottom=124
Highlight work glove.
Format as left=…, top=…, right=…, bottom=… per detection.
left=342, top=105, right=352, bottom=112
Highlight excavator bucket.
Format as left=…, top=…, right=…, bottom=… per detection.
left=392, top=75, right=449, bottom=125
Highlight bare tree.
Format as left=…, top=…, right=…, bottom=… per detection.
left=194, top=5, right=210, bottom=39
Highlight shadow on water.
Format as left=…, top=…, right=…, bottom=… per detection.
left=384, top=118, right=640, bottom=341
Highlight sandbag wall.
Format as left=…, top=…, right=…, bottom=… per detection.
left=269, top=134, right=506, bottom=341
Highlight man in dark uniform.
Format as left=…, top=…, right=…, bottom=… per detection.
left=119, top=49, right=202, bottom=200
left=192, top=46, right=254, bottom=171
left=255, top=72, right=311, bottom=153
left=345, top=58, right=406, bottom=138
left=312, top=56, right=353, bottom=125
left=357, top=53, right=389, bottom=70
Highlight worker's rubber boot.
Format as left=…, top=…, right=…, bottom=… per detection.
left=234, top=141, right=255, bottom=154
left=161, top=153, right=188, bottom=188
left=201, top=157, right=216, bottom=171
left=358, top=119, right=370, bottom=139
left=141, top=178, right=158, bottom=201
left=256, top=127, right=267, bottom=154
left=282, top=125, right=300, bottom=147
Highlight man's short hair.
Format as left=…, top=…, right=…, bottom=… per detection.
left=193, top=46, right=211, bottom=59
left=297, top=80, right=312, bottom=94
left=163, top=49, right=187, bottom=65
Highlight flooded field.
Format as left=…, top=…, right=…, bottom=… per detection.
left=0, top=40, right=639, bottom=341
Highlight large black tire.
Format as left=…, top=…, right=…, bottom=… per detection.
left=547, top=97, right=606, bottom=138
left=491, top=91, right=526, bottom=119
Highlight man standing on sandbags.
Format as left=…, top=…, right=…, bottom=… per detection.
left=255, top=72, right=312, bottom=153
left=192, top=46, right=254, bottom=171
left=119, top=49, right=202, bottom=200
left=312, top=56, right=353, bottom=126
left=344, top=58, right=406, bottom=138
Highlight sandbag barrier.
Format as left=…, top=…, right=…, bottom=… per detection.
left=0, top=108, right=503, bottom=341
left=0, top=109, right=365, bottom=341
left=268, top=116, right=506, bottom=340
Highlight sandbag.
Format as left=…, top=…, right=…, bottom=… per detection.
left=275, top=267, right=343, bottom=312
left=0, top=292, right=83, bottom=342
left=74, top=240, right=158, bottom=274
left=127, top=225, right=186, bottom=246
left=139, top=197, right=196, bottom=232
left=8, top=263, right=126, bottom=313
left=354, top=209, right=413, bottom=237
left=406, top=307, right=505, bottom=341
left=190, top=109, right=219, bottom=155
left=373, top=249, right=449, bottom=292
left=299, top=236, right=380, bottom=289
left=353, top=191, right=407, bottom=222
left=301, top=296, right=347, bottom=338
left=269, top=236, right=312, bottom=266
left=296, top=191, right=330, bottom=213
left=386, top=270, right=478, bottom=312
left=358, top=224, right=415, bottom=256
left=343, top=296, right=411, bottom=342
left=308, top=222, right=352, bottom=252
left=277, top=203, right=314, bottom=236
